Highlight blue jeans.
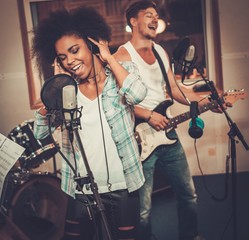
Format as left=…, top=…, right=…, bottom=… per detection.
left=139, top=130, right=198, bottom=240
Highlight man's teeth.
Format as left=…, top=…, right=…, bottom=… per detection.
left=149, top=25, right=157, bottom=30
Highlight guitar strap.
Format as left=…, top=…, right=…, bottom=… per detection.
left=152, top=46, right=174, bottom=103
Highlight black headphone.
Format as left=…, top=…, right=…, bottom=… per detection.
left=86, top=39, right=100, bottom=55
left=188, top=117, right=204, bottom=139
left=188, top=101, right=204, bottom=139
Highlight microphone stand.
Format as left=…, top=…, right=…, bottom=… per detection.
left=195, top=66, right=249, bottom=240
left=64, top=108, right=113, bottom=240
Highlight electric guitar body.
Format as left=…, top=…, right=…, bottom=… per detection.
left=134, top=89, right=247, bottom=162
left=135, top=100, right=177, bottom=162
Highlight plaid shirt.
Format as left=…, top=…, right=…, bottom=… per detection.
left=34, top=61, right=146, bottom=198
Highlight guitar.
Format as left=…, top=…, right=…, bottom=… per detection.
left=134, top=89, right=247, bottom=162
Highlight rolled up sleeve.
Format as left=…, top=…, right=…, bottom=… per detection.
left=119, top=61, right=147, bottom=105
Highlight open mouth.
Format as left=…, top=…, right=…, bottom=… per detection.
left=71, top=63, right=82, bottom=72
left=148, top=25, right=157, bottom=31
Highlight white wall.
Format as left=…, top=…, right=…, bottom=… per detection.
left=0, top=0, right=248, bottom=175
left=218, top=0, right=249, bottom=172
left=0, top=0, right=35, bottom=135
left=0, top=0, right=54, bottom=173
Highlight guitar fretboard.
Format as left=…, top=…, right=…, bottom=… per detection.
left=166, top=101, right=218, bottom=129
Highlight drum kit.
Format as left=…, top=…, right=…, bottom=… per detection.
left=0, top=119, right=68, bottom=240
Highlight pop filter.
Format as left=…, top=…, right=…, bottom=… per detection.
left=172, top=37, right=190, bottom=62
left=41, top=74, right=78, bottom=110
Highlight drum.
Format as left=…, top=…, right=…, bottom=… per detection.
left=0, top=168, right=31, bottom=215
left=6, top=174, right=68, bottom=240
left=8, top=119, right=58, bottom=169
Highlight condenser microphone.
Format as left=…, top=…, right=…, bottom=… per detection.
left=41, top=74, right=78, bottom=110
left=40, top=74, right=78, bottom=128
left=62, top=85, right=77, bottom=122
left=62, top=85, right=78, bottom=142
left=181, top=45, right=195, bottom=83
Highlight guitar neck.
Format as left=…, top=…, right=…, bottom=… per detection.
left=166, top=101, right=218, bottom=130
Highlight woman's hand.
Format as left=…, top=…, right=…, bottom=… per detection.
left=38, top=105, right=47, bottom=116
left=88, top=37, right=112, bottom=63
left=52, top=57, right=70, bottom=75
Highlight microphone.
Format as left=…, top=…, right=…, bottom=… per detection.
left=62, top=85, right=78, bottom=142
left=41, top=74, right=78, bottom=110
left=188, top=101, right=204, bottom=139
left=181, top=45, right=195, bottom=83
left=62, top=85, right=77, bottom=122
left=40, top=74, right=79, bottom=128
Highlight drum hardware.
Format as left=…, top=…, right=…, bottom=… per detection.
left=0, top=168, right=31, bottom=215
left=8, top=119, right=59, bottom=169
left=0, top=120, right=66, bottom=239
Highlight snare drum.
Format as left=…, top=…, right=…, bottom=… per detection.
left=6, top=174, right=68, bottom=240
left=8, top=119, right=58, bottom=169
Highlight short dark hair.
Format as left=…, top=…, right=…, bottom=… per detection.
left=32, top=7, right=111, bottom=75
left=126, top=1, right=157, bottom=28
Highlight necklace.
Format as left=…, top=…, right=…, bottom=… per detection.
left=87, top=68, right=104, bottom=82
left=76, top=65, right=105, bottom=85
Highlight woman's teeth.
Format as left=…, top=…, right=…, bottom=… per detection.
left=72, top=64, right=81, bottom=72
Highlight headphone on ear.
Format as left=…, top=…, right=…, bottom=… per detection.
left=86, top=38, right=100, bottom=55
left=188, top=117, right=204, bottom=139
left=188, top=101, right=204, bottom=139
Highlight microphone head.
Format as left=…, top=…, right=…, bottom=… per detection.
left=62, top=85, right=77, bottom=121
left=181, top=45, right=196, bottom=79
left=185, top=45, right=195, bottom=62
left=172, top=37, right=190, bottom=62
left=41, top=74, right=78, bottom=110
left=63, top=85, right=77, bottom=110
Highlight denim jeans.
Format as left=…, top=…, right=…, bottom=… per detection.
left=63, top=190, right=140, bottom=240
left=138, top=130, right=198, bottom=240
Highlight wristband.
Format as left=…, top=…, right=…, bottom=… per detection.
left=147, top=111, right=153, bottom=122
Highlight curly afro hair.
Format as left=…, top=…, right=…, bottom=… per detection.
left=32, top=7, right=111, bottom=75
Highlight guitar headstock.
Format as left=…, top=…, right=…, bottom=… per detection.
left=223, top=89, right=247, bottom=104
